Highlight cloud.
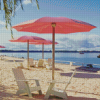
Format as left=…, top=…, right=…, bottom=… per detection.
left=23, top=0, right=37, bottom=7
left=53, top=33, right=100, bottom=50
left=56, top=33, right=89, bottom=41
left=0, top=20, right=5, bottom=25
left=23, top=0, right=31, bottom=5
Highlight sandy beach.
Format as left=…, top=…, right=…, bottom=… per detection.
left=0, top=56, right=100, bottom=100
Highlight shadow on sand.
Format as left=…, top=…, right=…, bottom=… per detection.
left=25, top=93, right=98, bottom=100
left=0, top=84, right=98, bottom=100
left=68, top=96, right=98, bottom=100
left=75, top=66, right=100, bottom=73
left=5, top=60, right=24, bottom=62
left=60, top=72, right=100, bottom=78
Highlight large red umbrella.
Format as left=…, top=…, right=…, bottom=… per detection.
left=9, top=35, right=46, bottom=69
left=12, top=17, right=96, bottom=80
left=30, top=40, right=58, bottom=59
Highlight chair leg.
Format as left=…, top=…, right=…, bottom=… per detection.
left=16, top=90, right=20, bottom=96
left=16, top=90, right=25, bottom=96
left=16, top=89, right=32, bottom=97
left=59, top=92, right=68, bottom=99
left=25, top=82, right=32, bottom=97
left=63, top=92, right=68, bottom=99
left=35, top=80, right=42, bottom=94
left=44, top=83, right=55, bottom=99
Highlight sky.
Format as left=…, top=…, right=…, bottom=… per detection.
left=0, top=0, right=100, bottom=51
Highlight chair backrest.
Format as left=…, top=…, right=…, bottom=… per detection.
left=13, top=60, right=23, bottom=68
left=38, top=59, right=44, bottom=67
left=64, top=70, right=76, bottom=91
left=12, top=68, right=26, bottom=90
left=13, top=60, right=18, bottom=68
left=48, top=58, right=52, bottom=66
left=29, top=58, right=34, bottom=66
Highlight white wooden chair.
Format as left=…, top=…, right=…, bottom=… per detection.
left=12, top=68, right=42, bottom=97
left=48, top=58, right=52, bottom=66
left=38, top=59, right=46, bottom=67
left=0, top=55, right=5, bottom=60
left=44, top=61, right=52, bottom=70
left=44, top=70, right=76, bottom=99
left=13, top=60, right=24, bottom=68
left=29, top=58, right=35, bottom=67
left=37, top=59, right=52, bottom=69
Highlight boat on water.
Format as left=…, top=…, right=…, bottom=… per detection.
left=97, top=55, right=100, bottom=58
left=79, top=51, right=84, bottom=54
left=80, top=52, right=84, bottom=54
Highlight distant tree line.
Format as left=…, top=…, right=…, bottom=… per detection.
left=0, top=50, right=100, bottom=53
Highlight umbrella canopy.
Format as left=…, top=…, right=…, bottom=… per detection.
left=9, top=36, right=46, bottom=42
left=13, top=17, right=96, bottom=33
left=30, top=40, right=58, bottom=59
left=12, top=17, right=96, bottom=80
left=30, top=40, right=58, bottom=45
left=0, top=45, right=5, bottom=48
left=9, top=35, right=46, bottom=69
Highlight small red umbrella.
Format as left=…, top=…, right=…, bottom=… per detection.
left=30, top=40, right=58, bottom=59
left=12, top=17, right=96, bottom=80
left=0, top=45, right=5, bottom=59
left=0, top=45, right=5, bottom=48
left=9, top=35, right=46, bottom=69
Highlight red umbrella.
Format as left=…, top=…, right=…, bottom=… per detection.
left=0, top=45, right=5, bottom=48
left=0, top=45, right=5, bottom=59
left=30, top=40, right=58, bottom=59
left=9, top=35, right=46, bottom=69
left=12, top=17, right=96, bottom=80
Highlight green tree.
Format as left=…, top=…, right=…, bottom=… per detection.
left=0, top=0, right=39, bottom=39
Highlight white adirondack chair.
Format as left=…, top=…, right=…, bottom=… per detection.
left=44, top=70, right=76, bottom=99
left=48, top=58, right=52, bottom=66
left=38, top=59, right=52, bottom=69
left=37, top=59, right=47, bottom=67
left=38, top=59, right=44, bottom=67
left=29, top=58, right=35, bottom=67
left=12, top=68, right=42, bottom=97
left=13, top=60, right=24, bottom=68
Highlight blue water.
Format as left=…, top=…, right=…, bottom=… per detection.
left=1, top=52, right=100, bottom=68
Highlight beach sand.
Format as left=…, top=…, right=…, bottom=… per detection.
left=0, top=56, right=100, bottom=100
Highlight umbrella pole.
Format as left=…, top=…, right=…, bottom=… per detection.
left=27, top=40, right=29, bottom=70
left=42, top=43, right=44, bottom=59
left=52, top=23, right=56, bottom=80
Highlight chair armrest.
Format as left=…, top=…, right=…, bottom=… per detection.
left=47, top=80, right=69, bottom=84
left=26, top=79, right=40, bottom=81
left=16, top=79, right=29, bottom=82
left=16, top=79, right=40, bottom=82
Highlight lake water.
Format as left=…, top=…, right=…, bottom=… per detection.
left=1, top=52, right=100, bottom=68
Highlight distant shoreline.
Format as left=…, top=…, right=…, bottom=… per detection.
left=0, top=50, right=100, bottom=53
